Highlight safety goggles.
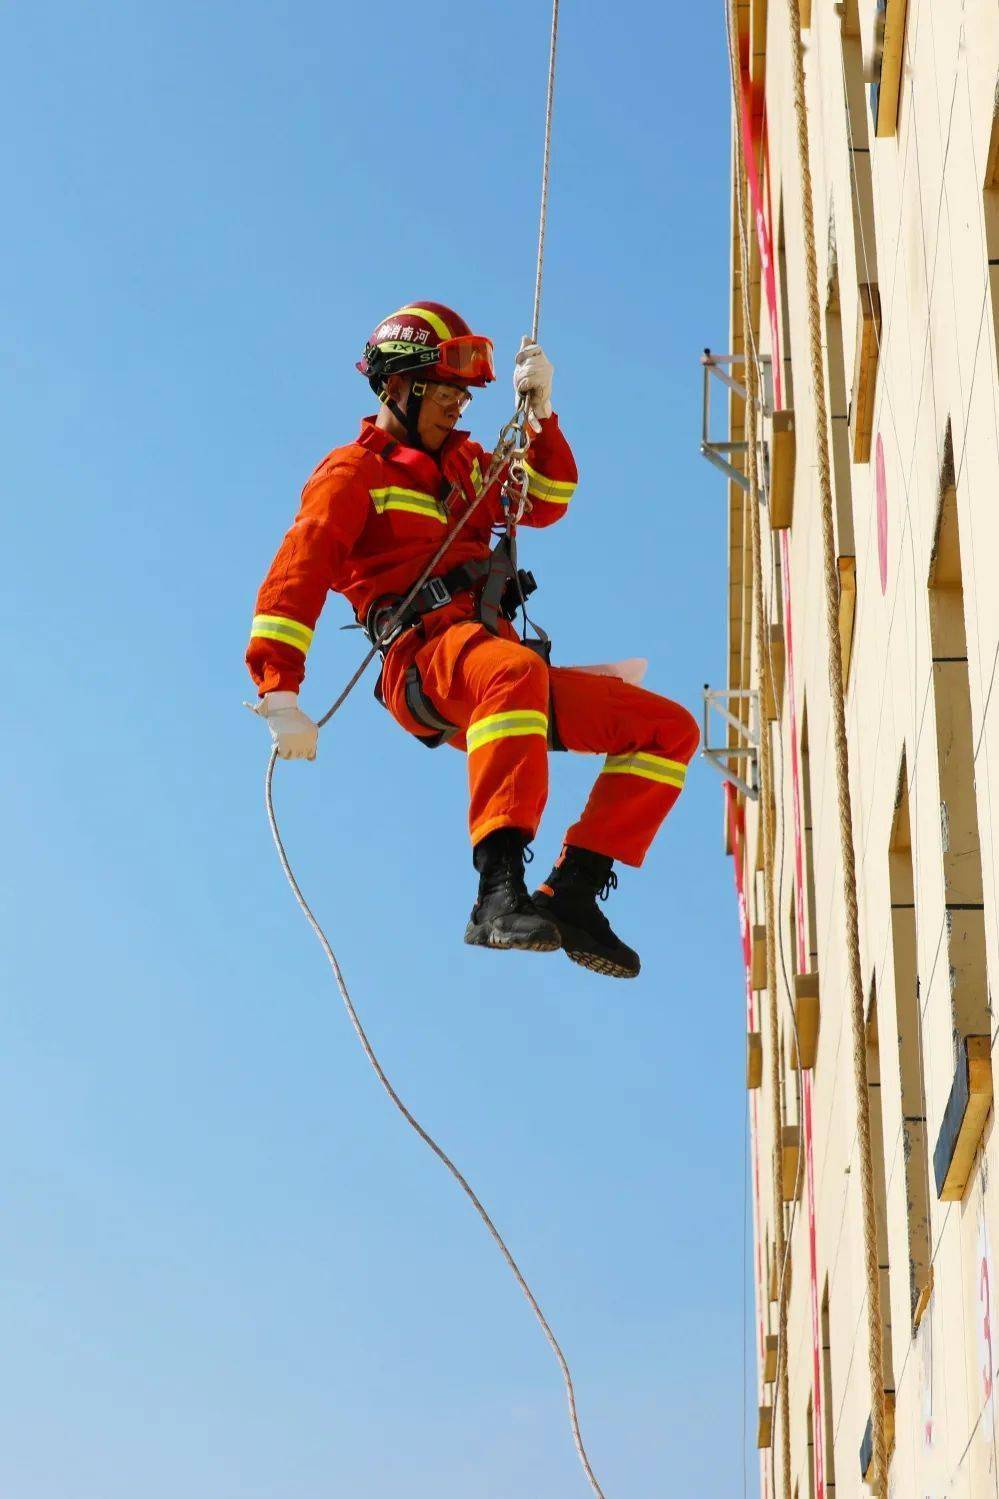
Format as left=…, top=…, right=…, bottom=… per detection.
left=421, top=381, right=473, bottom=415
left=434, top=335, right=495, bottom=385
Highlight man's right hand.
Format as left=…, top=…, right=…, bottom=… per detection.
left=252, top=691, right=319, bottom=760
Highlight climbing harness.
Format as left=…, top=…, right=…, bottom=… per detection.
left=362, top=538, right=539, bottom=652
left=261, top=5, right=609, bottom=1497
left=365, top=537, right=544, bottom=748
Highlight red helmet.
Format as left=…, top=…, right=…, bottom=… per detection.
left=357, top=302, right=496, bottom=392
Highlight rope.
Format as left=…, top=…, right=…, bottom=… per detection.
left=724, top=11, right=792, bottom=1495
left=782, top=2, right=888, bottom=1493
left=264, top=749, right=606, bottom=1498
left=530, top=0, right=559, bottom=344
left=259, top=6, right=608, bottom=1494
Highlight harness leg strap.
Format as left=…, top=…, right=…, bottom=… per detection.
left=478, top=534, right=517, bottom=635
left=404, top=664, right=457, bottom=749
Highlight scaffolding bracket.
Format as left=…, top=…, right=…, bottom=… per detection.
left=698, top=349, right=773, bottom=493
left=701, top=685, right=760, bottom=800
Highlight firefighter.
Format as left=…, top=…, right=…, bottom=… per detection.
left=247, top=303, right=699, bottom=978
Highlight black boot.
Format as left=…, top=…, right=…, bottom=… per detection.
left=464, top=829, right=562, bottom=953
left=533, top=845, right=641, bottom=979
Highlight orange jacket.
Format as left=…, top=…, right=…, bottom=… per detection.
left=246, top=413, right=578, bottom=696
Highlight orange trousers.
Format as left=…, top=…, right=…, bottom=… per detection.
left=385, top=621, right=700, bottom=867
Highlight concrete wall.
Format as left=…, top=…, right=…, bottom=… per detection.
left=730, top=2, right=999, bottom=1493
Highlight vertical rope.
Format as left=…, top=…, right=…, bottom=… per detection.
left=531, top=0, right=560, bottom=343
left=725, top=10, right=793, bottom=1494
left=782, top=2, right=888, bottom=1492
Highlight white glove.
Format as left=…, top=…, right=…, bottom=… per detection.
left=250, top=691, right=319, bottom=760
left=513, top=341, right=554, bottom=426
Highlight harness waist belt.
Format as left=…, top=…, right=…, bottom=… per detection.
left=363, top=542, right=538, bottom=648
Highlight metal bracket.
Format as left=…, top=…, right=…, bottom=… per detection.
left=701, top=685, right=760, bottom=800
left=698, top=350, right=773, bottom=493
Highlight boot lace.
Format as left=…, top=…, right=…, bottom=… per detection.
left=598, top=870, right=618, bottom=902
left=478, top=846, right=536, bottom=915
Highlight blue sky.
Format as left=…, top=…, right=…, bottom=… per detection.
left=2, top=2, right=754, bottom=1494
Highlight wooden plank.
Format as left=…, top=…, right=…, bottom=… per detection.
left=800, top=0, right=812, bottom=26
left=912, top=1263, right=934, bottom=1332
left=754, top=792, right=773, bottom=873
left=763, top=1333, right=778, bottom=1384
left=986, top=96, right=999, bottom=190
left=933, top=1034, right=993, bottom=1201
left=747, top=1031, right=763, bottom=1090
left=781, top=1125, right=802, bottom=1202
left=851, top=283, right=881, bottom=462
left=839, top=555, right=857, bottom=688
left=757, top=1404, right=773, bottom=1450
left=873, top=0, right=908, bottom=139
left=762, top=624, right=785, bottom=721
left=751, top=924, right=768, bottom=990
left=769, top=410, right=796, bottom=529
left=749, top=0, right=767, bottom=84
left=792, top=971, right=820, bottom=1070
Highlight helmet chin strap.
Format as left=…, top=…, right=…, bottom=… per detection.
left=381, top=380, right=426, bottom=451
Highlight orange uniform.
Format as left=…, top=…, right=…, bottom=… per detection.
left=247, top=414, right=699, bottom=865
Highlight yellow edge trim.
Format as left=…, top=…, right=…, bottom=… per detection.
left=470, top=709, right=549, bottom=734
left=523, top=461, right=576, bottom=496
left=251, top=624, right=312, bottom=654
left=374, top=499, right=446, bottom=523
left=527, top=481, right=573, bottom=506
left=467, top=723, right=550, bottom=753
left=601, top=762, right=686, bottom=788
left=370, top=485, right=441, bottom=503
left=252, top=613, right=314, bottom=641
left=606, top=753, right=687, bottom=774
left=395, top=304, right=453, bottom=340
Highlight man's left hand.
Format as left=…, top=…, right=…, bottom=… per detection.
left=513, top=342, right=554, bottom=427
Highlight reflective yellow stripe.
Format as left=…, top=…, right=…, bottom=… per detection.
left=466, top=709, right=549, bottom=754
left=524, top=461, right=577, bottom=505
left=250, top=614, right=315, bottom=654
left=394, top=304, right=454, bottom=340
left=370, top=486, right=446, bottom=523
left=601, top=752, right=687, bottom=788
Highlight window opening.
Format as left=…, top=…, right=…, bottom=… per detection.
left=889, top=757, right=933, bottom=1324
left=928, top=427, right=990, bottom=1048
left=839, top=1, right=879, bottom=283
left=825, top=259, right=857, bottom=559
left=821, top=1282, right=837, bottom=1491
left=776, top=198, right=795, bottom=408
left=865, top=978, right=896, bottom=1395
left=984, top=95, right=999, bottom=377
left=800, top=703, right=820, bottom=972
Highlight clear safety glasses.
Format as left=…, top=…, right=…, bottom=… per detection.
left=422, top=381, right=473, bottom=415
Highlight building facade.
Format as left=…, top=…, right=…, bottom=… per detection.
left=715, top=2, right=999, bottom=1493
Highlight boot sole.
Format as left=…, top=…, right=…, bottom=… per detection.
left=565, top=947, right=640, bottom=980
left=463, top=922, right=561, bottom=954
left=533, top=906, right=640, bottom=979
